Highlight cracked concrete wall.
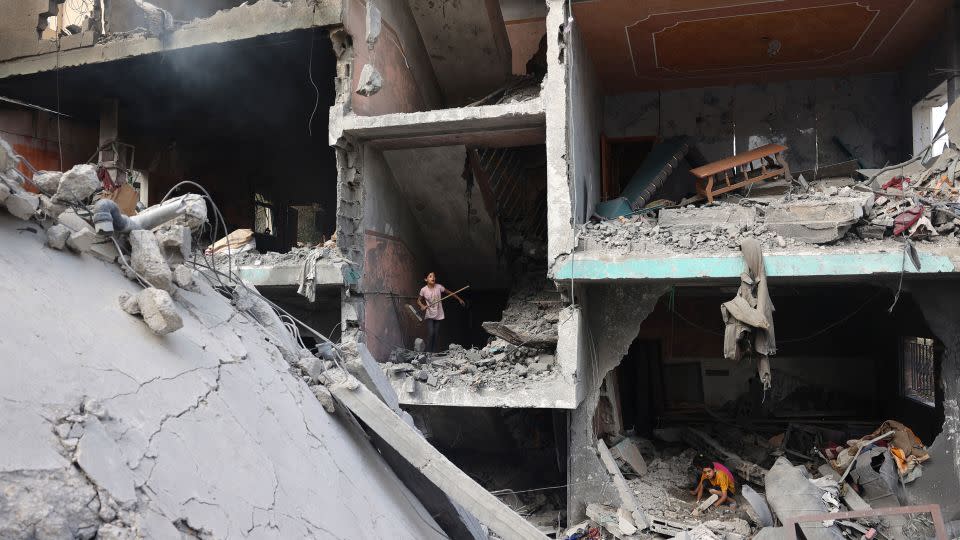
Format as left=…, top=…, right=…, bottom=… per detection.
left=356, top=144, right=436, bottom=360
left=904, top=282, right=960, bottom=522
left=0, top=213, right=447, bottom=539
left=566, top=283, right=668, bottom=523
left=603, top=74, right=905, bottom=173
left=0, top=0, right=96, bottom=62
left=343, top=0, right=443, bottom=115
left=544, top=0, right=574, bottom=264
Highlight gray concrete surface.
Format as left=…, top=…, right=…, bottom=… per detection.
left=0, top=213, right=447, bottom=539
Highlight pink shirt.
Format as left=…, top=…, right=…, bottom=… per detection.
left=420, top=284, right=446, bottom=320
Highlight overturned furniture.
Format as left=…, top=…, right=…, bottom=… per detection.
left=691, top=143, right=790, bottom=203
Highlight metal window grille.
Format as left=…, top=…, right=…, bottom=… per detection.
left=901, top=337, right=936, bottom=407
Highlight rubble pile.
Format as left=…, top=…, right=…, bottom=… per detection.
left=581, top=145, right=960, bottom=257
left=575, top=419, right=936, bottom=540
left=383, top=271, right=564, bottom=393
left=385, top=341, right=558, bottom=392
left=212, top=242, right=342, bottom=267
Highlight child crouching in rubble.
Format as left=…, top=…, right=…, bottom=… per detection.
left=691, top=461, right=738, bottom=512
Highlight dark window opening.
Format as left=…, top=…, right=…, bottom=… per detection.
left=900, top=337, right=937, bottom=408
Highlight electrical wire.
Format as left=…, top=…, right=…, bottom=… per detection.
left=307, top=28, right=320, bottom=137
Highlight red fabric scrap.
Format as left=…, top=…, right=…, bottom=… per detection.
left=893, top=206, right=923, bottom=236
left=882, top=175, right=910, bottom=190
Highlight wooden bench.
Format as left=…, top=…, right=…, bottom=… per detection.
left=690, top=144, right=791, bottom=203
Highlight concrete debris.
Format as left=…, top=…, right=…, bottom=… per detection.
left=610, top=437, right=647, bottom=476
left=172, top=264, right=193, bottom=288
left=0, top=138, right=15, bottom=171
left=214, top=243, right=343, bottom=267
left=31, top=170, right=62, bottom=194
left=67, top=229, right=96, bottom=253
left=128, top=229, right=174, bottom=292
left=154, top=224, right=191, bottom=266
left=118, top=292, right=140, bottom=315
left=385, top=341, right=558, bottom=391
left=47, top=224, right=70, bottom=250
left=0, top=183, right=10, bottom=203
left=56, top=208, right=95, bottom=233
left=4, top=191, right=39, bottom=220
left=96, top=523, right=137, bottom=540
left=764, top=457, right=845, bottom=540
left=135, top=287, right=183, bottom=335
left=311, top=384, right=336, bottom=413
left=356, top=63, right=384, bottom=96
left=54, top=164, right=100, bottom=204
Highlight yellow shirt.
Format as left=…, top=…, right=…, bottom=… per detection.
left=700, top=467, right=736, bottom=494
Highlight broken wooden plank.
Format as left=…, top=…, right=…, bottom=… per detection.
left=322, top=369, right=548, bottom=540
left=597, top=439, right=650, bottom=530
left=481, top=321, right=557, bottom=348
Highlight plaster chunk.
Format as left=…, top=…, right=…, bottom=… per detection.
left=31, top=171, right=62, bottom=194
left=56, top=208, right=94, bottom=233
left=299, top=356, right=326, bottom=383
left=4, top=191, right=39, bottom=220
left=137, top=287, right=183, bottom=335
left=129, top=230, right=173, bottom=292
left=47, top=224, right=70, bottom=250
left=173, top=265, right=194, bottom=288
left=0, top=183, right=10, bottom=203
left=54, top=164, right=99, bottom=204
left=67, top=229, right=96, bottom=253
left=356, top=64, right=383, bottom=96
left=39, top=194, right=68, bottom=218
left=118, top=292, right=141, bottom=315
left=153, top=224, right=191, bottom=266
left=311, top=384, right=336, bottom=413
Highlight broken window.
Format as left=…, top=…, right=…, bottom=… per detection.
left=900, top=337, right=937, bottom=407
left=39, top=0, right=95, bottom=41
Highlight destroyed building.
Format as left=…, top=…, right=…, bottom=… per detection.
left=3, top=0, right=960, bottom=538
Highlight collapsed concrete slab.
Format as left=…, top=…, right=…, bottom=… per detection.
left=0, top=212, right=450, bottom=539
left=660, top=204, right=758, bottom=236
left=764, top=197, right=868, bottom=244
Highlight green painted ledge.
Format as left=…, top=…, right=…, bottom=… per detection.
left=553, top=252, right=958, bottom=281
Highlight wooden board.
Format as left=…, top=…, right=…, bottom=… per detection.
left=689, top=144, right=786, bottom=178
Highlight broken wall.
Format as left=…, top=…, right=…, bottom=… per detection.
left=566, top=283, right=667, bottom=522
left=359, top=145, right=436, bottom=360
left=343, top=0, right=443, bottom=115
left=0, top=0, right=96, bottom=62
left=0, top=214, right=448, bottom=539
left=0, top=107, right=96, bottom=174
left=604, top=74, right=905, bottom=173
left=904, top=282, right=960, bottom=522
left=544, top=0, right=574, bottom=263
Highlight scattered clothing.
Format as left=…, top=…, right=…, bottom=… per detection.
left=722, top=239, right=776, bottom=388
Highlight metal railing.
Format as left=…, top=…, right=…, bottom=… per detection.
left=902, top=337, right=936, bottom=407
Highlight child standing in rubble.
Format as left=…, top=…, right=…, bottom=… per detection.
left=417, top=272, right=465, bottom=353
left=691, top=461, right=738, bottom=511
